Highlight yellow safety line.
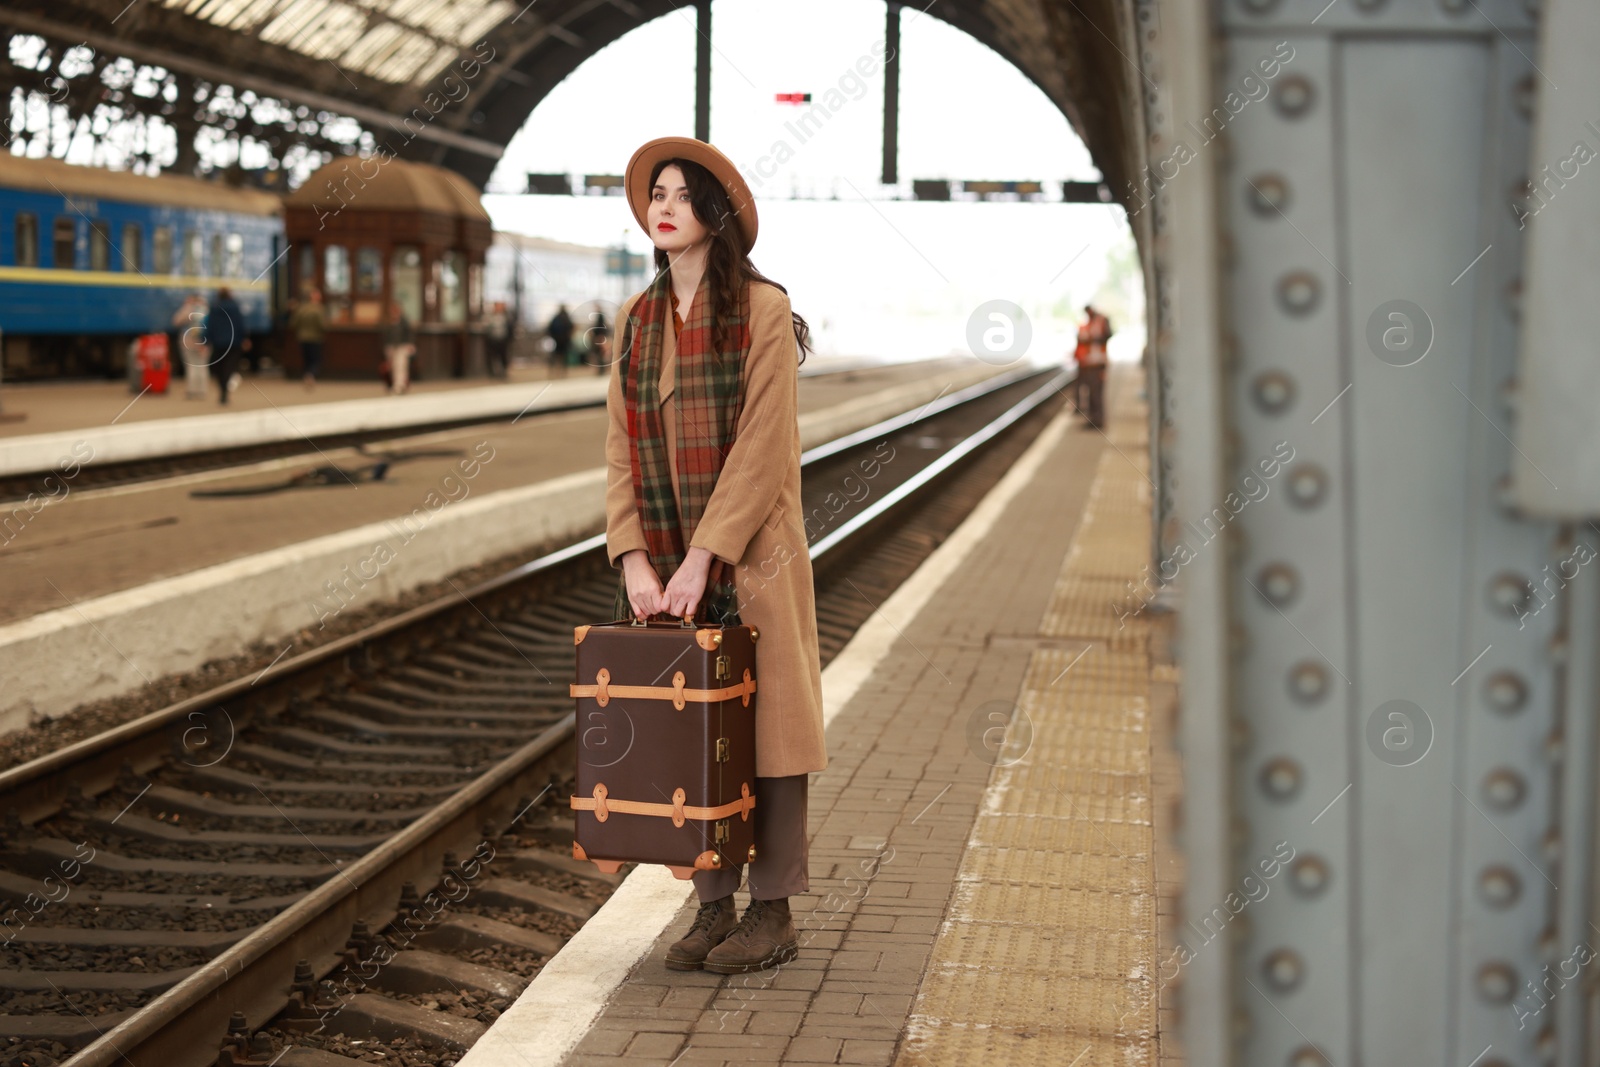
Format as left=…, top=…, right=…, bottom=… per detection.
left=897, top=368, right=1160, bottom=1066
left=0, top=266, right=269, bottom=291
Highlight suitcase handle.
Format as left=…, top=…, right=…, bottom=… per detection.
left=623, top=559, right=730, bottom=627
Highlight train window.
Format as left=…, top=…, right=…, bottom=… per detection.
left=210, top=234, right=223, bottom=278
left=324, top=245, right=350, bottom=322
left=121, top=223, right=143, bottom=273
left=89, top=221, right=110, bottom=271
left=355, top=246, right=382, bottom=294
left=183, top=231, right=201, bottom=276
left=153, top=226, right=174, bottom=274
left=439, top=250, right=466, bottom=324
left=225, top=233, right=243, bottom=278
left=52, top=218, right=75, bottom=269
left=390, top=245, right=422, bottom=324
left=14, top=213, right=38, bottom=267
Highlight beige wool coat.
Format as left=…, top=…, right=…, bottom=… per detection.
left=604, top=280, right=828, bottom=778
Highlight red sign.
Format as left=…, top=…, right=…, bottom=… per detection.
left=774, top=93, right=812, bottom=104
left=135, top=333, right=171, bottom=393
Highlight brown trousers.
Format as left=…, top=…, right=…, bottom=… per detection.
left=1078, top=363, right=1107, bottom=427
left=693, top=773, right=809, bottom=902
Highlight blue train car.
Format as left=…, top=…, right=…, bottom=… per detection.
left=0, top=153, right=285, bottom=379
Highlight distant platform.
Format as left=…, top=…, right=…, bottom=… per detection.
left=0, top=355, right=932, bottom=478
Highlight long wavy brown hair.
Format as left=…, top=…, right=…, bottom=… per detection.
left=648, top=157, right=811, bottom=363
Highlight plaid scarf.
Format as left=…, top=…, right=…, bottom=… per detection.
left=614, top=269, right=751, bottom=623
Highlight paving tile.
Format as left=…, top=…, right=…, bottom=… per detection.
left=744, top=1009, right=806, bottom=1037
left=572, top=1028, right=633, bottom=1056
left=839, top=1039, right=899, bottom=1065
left=684, top=1033, right=794, bottom=1050
left=807, top=991, right=864, bottom=1015
left=784, top=1036, right=844, bottom=1063
left=624, top=1031, right=686, bottom=1059
left=663, top=986, right=721, bottom=1010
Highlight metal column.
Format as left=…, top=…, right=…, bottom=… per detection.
left=694, top=0, right=710, bottom=142
left=1161, top=1, right=1564, bottom=1063
left=882, top=1, right=900, bottom=186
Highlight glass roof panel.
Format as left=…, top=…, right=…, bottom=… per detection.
left=158, top=0, right=512, bottom=86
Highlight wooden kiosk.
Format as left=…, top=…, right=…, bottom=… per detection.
left=283, top=156, right=493, bottom=380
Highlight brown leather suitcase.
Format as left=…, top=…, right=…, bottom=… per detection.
left=569, top=620, right=759, bottom=880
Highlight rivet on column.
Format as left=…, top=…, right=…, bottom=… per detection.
left=1513, top=75, right=1536, bottom=120
left=1277, top=271, right=1322, bottom=316
left=1286, top=464, right=1328, bottom=508
left=1273, top=76, right=1315, bottom=119
left=1290, top=855, right=1330, bottom=897
left=1255, top=563, right=1301, bottom=608
left=1481, top=768, right=1527, bottom=811
left=1252, top=370, right=1295, bottom=415
left=1259, top=757, right=1303, bottom=801
left=1487, top=573, right=1534, bottom=618
left=1261, top=948, right=1304, bottom=991
left=1248, top=174, right=1290, bottom=215
left=1288, top=661, right=1329, bottom=704
left=1477, top=865, right=1521, bottom=908
left=1476, top=962, right=1518, bottom=1003
left=1484, top=671, right=1528, bottom=713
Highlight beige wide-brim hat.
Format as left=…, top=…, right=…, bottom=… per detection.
left=625, top=136, right=758, bottom=254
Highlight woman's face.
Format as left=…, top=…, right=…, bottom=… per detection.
left=647, top=164, right=708, bottom=253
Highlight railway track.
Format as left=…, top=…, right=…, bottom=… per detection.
left=0, top=363, right=1070, bottom=1067
left=0, top=401, right=605, bottom=506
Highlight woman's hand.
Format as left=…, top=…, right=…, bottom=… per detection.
left=620, top=550, right=665, bottom=620
left=661, top=546, right=715, bottom=621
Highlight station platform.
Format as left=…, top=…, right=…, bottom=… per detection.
left=0, top=362, right=574, bottom=439
left=0, top=354, right=891, bottom=477
left=459, top=366, right=1172, bottom=1067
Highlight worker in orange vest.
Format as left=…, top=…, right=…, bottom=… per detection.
left=1075, top=304, right=1112, bottom=428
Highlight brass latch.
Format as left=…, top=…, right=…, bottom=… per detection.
left=715, top=653, right=731, bottom=681
left=715, top=737, right=730, bottom=763
left=714, top=819, right=730, bottom=844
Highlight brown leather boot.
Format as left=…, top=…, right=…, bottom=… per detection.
left=665, top=895, right=737, bottom=971
left=702, top=897, right=799, bottom=974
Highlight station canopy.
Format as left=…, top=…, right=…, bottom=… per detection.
left=0, top=0, right=1135, bottom=196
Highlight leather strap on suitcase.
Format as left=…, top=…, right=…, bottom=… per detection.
left=570, top=781, right=756, bottom=825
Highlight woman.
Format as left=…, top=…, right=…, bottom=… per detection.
left=171, top=292, right=210, bottom=400
left=382, top=300, right=415, bottom=394
left=290, top=288, right=327, bottom=390
left=605, top=137, right=828, bottom=975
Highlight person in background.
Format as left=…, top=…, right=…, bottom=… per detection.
left=585, top=310, right=611, bottom=374
left=589, top=324, right=611, bottom=374
left=290, top=287, right=328, bottom=390
left=1076, top=303, right=1113, bottom=429
left=382, top=300, right=415, bottom=395
left=485, top=300, right=511, bottom=379
left=172, top=292, right=210, bottom=400
left=546, top=303, right=573, bottom=378
left=207, top=287, right=250, bottom=406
